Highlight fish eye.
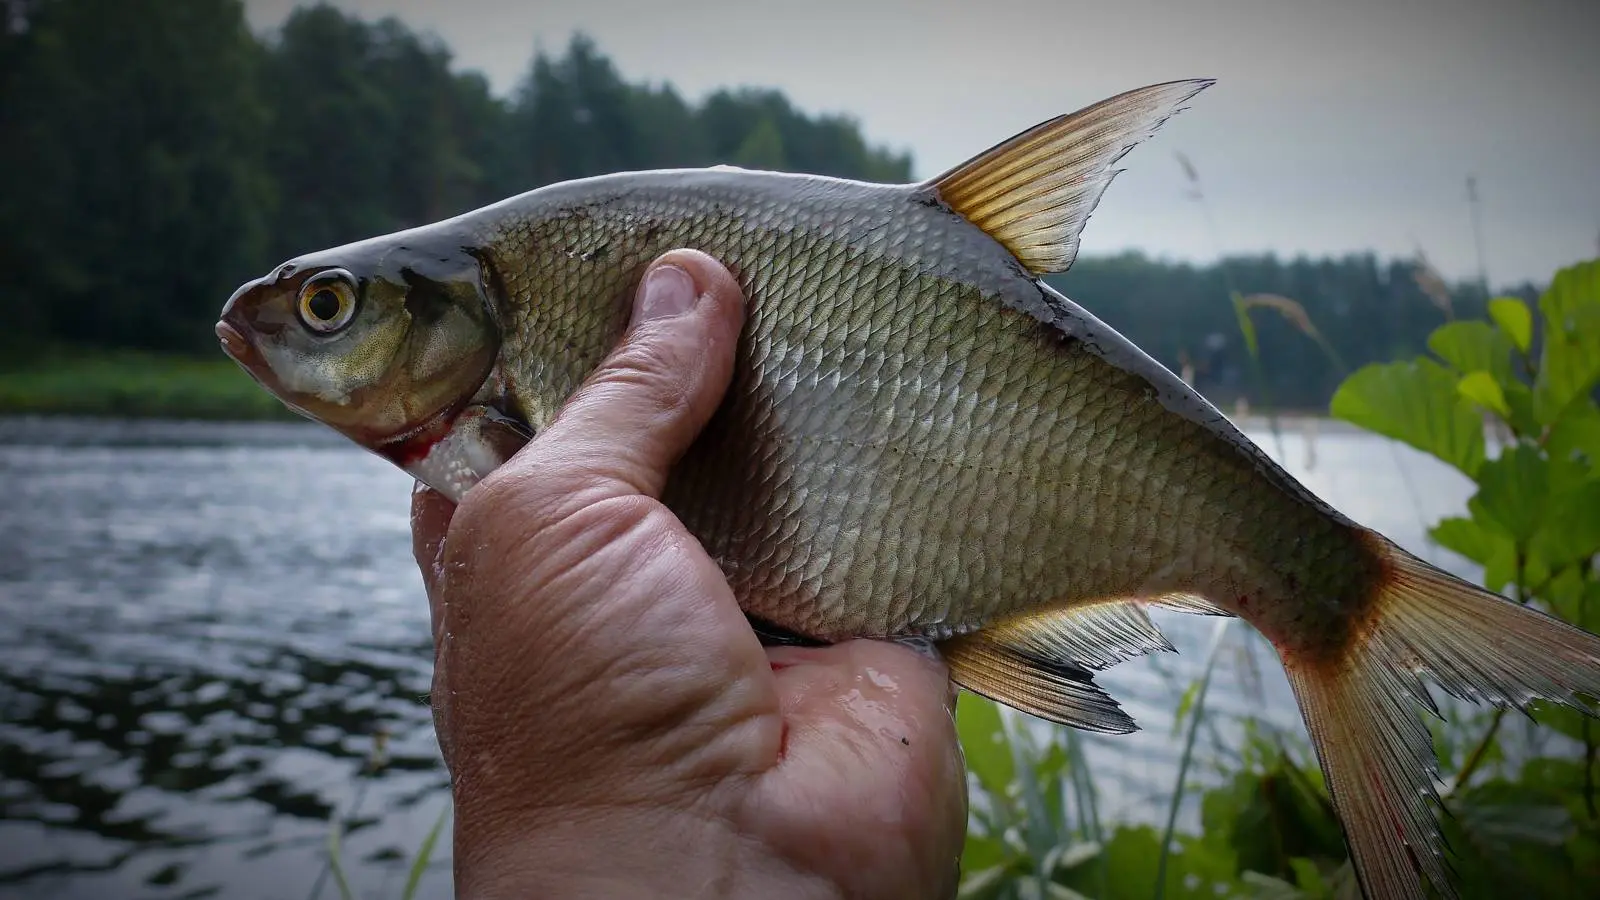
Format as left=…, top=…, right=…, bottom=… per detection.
left=297, top=272, right=358, bottom=334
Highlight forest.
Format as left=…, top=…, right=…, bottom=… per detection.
left=0, top=0, right=1524, bottom=412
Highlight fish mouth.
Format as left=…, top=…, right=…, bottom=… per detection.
left=215, top=319, right=249, bottom=361
left=214, top=316, right=269, bottom=387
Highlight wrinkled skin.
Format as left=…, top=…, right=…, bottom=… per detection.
left=409, top=250, right=968, bottom=899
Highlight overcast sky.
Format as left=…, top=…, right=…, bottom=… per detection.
left=243, top=0, right=1598, bottom=285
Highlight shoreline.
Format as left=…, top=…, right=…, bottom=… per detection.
left=0, top=351, right=1343, bottom=431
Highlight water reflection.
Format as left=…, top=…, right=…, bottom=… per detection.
left=0, top=415, right=1482, bottom=899
left=1, top=418, right=450, bottom=900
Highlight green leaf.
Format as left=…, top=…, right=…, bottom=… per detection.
left=960, top=833, right=1012, bottom=877
left=1518, top=756, right=1600, bottom=826
left=1458, top=371, right=1511, bottom=419
left=1057, top=825, right=1221, bottom=900
left=1534, top=259, right=1600, bottom=424
left=1529, top=478, right=1600, bottom=570
left=1547, top=401, right=1600, bottom=467
left=1488, top=296, right=1534, bottom=353
left=1430, top=320, right=1515, bottom=381
left=1036, top=742, right=1069, bottom=828
left=1430, top=516, right=1505, bottom=566
left=1442, top=780, right=1582, bottom=899
left=1330, top=359, right=1486, bottom=476
left=1172, top=680, right=1201, bottom=737
left=1232, top=292, right=1260, bottom=360
left=1500, top=379, right=1543, bottom=436
left=1288, top=857, right=1330, bottom=897
left=957, top=693, right=1015, bottom=804
left=1474, top=445, right=1549, bottom=543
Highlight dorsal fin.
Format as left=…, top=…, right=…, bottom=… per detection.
left=929, top=79, right=1214, bottom=274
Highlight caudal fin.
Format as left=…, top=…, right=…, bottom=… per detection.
left=1286, top=534, right=1600, bottom=900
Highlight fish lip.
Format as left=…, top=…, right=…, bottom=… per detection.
left=215, top=319, right=249, bottom=360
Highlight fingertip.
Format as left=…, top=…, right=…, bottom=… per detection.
left=644, top=248, right=746, bottom=334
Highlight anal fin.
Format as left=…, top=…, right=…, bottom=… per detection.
left=941, top=599, right=1178, bottom=734
left=943, top=633, right=1139, bottom=734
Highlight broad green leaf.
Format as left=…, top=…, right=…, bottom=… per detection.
left=1529, top=704, right=1595, bottom=745
left=1547, top=401, right=1600, bottom=466
left=1330, top=359, right=1486, bottom=476
left=1430, top=319, right=1515, bottom=382
left=1529, top=478, right=1600, bottom=570
left=1547, top=576, right=1600, bottom=633
left=1036, top=742, right=1069, bottom=828
left=1500, top=379, right=1542, bottom=436
left=1534, top=258, right=1600, bottom=424
left=1462, top=498, right=1521, bottom=591
left=1457, top=371, right=1510, bottom=419
left=956, top=693, right=1015, bottom=803
left=1474, top=445, right=1549, bottom=543
left=1058, top=825, right=1218, bottom=900
left=1488, top=295, right=1534, bottom=353
left=1289, top=857, right=1332, bottom=898
left=960, top=833, right=1012, bottom=877
left=1442, top=780, right=1582, bottom=899
left=1429, top=515, right=1509, bottom=567
left=1518, top=756, right=1600, bottom=827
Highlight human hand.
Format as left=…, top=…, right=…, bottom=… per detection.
left=410, top=249, right=968, bottom=899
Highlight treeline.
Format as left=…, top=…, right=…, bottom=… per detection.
left=0, top=0, right=1516, bottom=410
left=0, top=0, right=911, bottom=353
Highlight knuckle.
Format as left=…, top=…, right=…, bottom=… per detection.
left=592, top=337, right=697, bottom=417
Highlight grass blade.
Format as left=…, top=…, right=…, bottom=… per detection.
left=1154, top=618, right=1232, bottom=900
left=401, top=800, right=453, bottom=900
left=325, top=816, right=356, bottom=900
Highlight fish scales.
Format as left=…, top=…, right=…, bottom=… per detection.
left=475, top=170, right=1365, bottom=641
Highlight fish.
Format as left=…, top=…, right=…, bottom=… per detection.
left=215, top=79, right=1600, bottom=900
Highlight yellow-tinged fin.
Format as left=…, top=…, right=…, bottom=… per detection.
left=929, top=79, right=1215, bottom=274
left=941, top=600, right=1176, bottom=734
left=1286, top=534, right=1600, bottom=900
left=1149, top=591, right=1231, bottom=617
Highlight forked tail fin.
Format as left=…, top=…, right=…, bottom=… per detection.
left=1286, top=533, right=1600, bottom=900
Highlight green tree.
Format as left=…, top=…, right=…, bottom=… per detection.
left=258, top=4, right=508, bottom=262
left=0, top=0, right=271, bottom=353
left=732, top=116, right=789, bottom=170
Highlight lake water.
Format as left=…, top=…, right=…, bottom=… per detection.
left=0, top=414, right=1494, bottom=899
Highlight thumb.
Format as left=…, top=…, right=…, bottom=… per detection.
left=487, top=249, right=747, bottom=504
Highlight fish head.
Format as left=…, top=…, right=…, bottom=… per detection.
left=215, top=235, right=501, bottom=457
